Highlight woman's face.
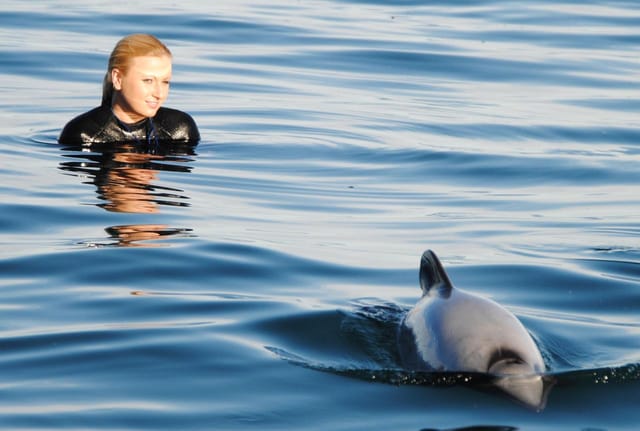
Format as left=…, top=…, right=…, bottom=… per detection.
left=111, top=55, right=172, bottom=123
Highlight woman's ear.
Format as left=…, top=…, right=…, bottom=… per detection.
left=111, top=68, right=123, bottom=90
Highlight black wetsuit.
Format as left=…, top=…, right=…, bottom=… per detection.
left=58, top=105, right=200, bottom=145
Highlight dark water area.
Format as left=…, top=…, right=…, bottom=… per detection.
left=1, top=1, right=640, bottom=429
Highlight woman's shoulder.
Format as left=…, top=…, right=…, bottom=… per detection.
left=59, top=105, right=200, bottom=144
left=58, top=106, right=112, bottom=144
left=153, top=107, right=200, bottom=142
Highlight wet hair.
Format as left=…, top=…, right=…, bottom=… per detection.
left=101, top=34, right=172, bottom=106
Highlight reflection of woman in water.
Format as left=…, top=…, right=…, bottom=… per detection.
left=59, top=142, right=196, bottom=213
left=58, top=142, right=196, bottom=246
left=59, top=33, right=200, bottom=146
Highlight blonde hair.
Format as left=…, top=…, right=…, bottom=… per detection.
left=101, top=34, right=172, bottom=106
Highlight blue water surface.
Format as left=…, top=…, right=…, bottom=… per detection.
left=1, top=1, right=640, bottom=429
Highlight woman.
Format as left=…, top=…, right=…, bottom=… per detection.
left=59, top=34, right=200, bottom=145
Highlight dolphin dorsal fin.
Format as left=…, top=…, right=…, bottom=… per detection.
left=419, top=250, right=454, bottom=297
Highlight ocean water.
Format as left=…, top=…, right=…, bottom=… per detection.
left=1, top=0, right=640, bottom=429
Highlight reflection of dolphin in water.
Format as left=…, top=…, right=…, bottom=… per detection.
left=398, top=250, right=552, bottom=410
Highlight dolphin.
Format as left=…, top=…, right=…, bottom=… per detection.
left=398, top=250, right=551, bottom=410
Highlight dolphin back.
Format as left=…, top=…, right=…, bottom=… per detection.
left=420, top=250, right=454, bottom=297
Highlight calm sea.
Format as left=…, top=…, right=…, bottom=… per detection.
left=1, top=1, right=639, bottom=429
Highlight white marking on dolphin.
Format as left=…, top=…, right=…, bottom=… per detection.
left=398, top=250, right=552, bottom=410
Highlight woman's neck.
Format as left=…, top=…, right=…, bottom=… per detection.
left=111, top=104, right=147, bottom=125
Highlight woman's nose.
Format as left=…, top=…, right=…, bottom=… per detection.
left=152, top=81, right=164, bottom=98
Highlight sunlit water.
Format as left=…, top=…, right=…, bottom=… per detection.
left=1, top=1, right=640, bottom=429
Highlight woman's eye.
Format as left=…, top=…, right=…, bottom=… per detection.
left=143, top=79, right=153, bottom=83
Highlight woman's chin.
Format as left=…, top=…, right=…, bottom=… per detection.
left=142, top=106, right=160, bottom=117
